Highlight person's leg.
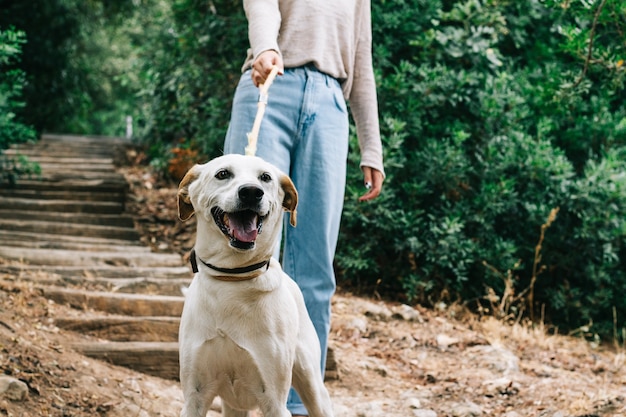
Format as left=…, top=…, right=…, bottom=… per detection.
left=225, top=70, right=296, bottom=170
left=225, top=69, right=305, bottom=259
left=225, top=67, right=348, bottom=416
left=283, top=67, right=349, bottom=416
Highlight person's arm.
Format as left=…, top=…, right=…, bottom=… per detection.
left=349, top=0, right=385, bottom=200
left=244, top=0, right=281, bottom=60
left=244, top=0, right=284, bottom=85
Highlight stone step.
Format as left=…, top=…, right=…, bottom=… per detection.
left=98, top=276, right=190, bottom=294
left=0, top=196, right=124, bottom=214
left=0, top=189, right=125, bottom=203
left=0, top=264, right=192, bottom=279
left=0, top=231, right=148, bottom=252
left=42, top=133, right=130, bottom=146
left=0, top=230, right=145, bottom=249
left=0, top=219, right=140, bottom=240
left=0, top=246, right=183, bottom=268
left=34, top=163, right=119, bottom=173
left=57, top=276, right=191, bottom=297
left=7, top=144, right=121, bottom=159
left=14, top=178, right=127, bottom=193
left=35, top=172, right=127, bottom=182
left=4, top=273, right=189, bottom=296
left=8, top=137, right=118, bottom=145
left=55, top=315, right=180, bottom=342
left=43, top=286, right=185, bottom=316
left=15, top=134, right=129, bottom=153
left=71, top=341, right=180, bottom=381
left=0, top=209, right=135, bottom=228
left=1, top=152, right=114, bottom=166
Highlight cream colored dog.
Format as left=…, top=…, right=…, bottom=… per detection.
left=177, top=154, right=334, bottom=417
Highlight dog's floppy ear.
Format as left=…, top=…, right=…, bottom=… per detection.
left=177, top=164, right=201, bottom=221
left=280, top=174, right=298, bottom=227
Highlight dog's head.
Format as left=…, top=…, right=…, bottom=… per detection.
left=177, top=154, right=297, bottom=257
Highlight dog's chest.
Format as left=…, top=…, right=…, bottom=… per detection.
left=201, top=334, right=265, bottom=408
left=179, top=272, right=301, bottom=408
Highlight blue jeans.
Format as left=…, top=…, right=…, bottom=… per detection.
left=224, top=65, right=348, bottom=415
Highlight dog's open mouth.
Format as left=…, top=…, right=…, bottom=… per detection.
left=211, top=207, right=264, bottom=250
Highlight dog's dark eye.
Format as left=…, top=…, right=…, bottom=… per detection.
left=215, top=169, right=232, bottom=180
left=259, top=172, right=272, bottom=182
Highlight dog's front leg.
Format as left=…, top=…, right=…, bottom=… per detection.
left=221, top=404, right=254, bottom=417
left=179, top=350, right=217, bottom=417
left=292, top=363, right=334, bottom=417
left=257, top=403, right=292, bottom=417
left=180, top=393, right=214, bottom=417
left=291, top=324, right=334, bottom=416
left=221, top=404, right=290, bottom=417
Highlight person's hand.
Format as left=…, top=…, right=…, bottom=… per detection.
left=359, top=167, right=384, bottom=202
left=251, top=50, right=284, bottom=87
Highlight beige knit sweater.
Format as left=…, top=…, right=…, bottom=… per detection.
left=242, top=0, right=384, bottom=176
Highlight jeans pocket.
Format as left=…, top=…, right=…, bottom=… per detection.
left=234, top=71, right=257, bottom=100
left=331, top=84, right=347, bottom=114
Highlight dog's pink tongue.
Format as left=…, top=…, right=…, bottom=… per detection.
left=230, top=217, right=258, bottom=243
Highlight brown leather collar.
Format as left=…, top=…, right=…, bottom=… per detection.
left=190, top=249, right=269, bottom=281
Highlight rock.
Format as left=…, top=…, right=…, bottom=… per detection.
left=413, top=410, right=438, bottom=417
left=464, top=345, right=520, bottom=374
left=355, top=400, right=385, bottom=417
left=112, top=403, right=151, bottom=417
left=325, top=344, right=340, bottom=380
left=405, top=397, right=422, bottom=409
left=537, top=411, right=565, bottom=417
left=346, top=316, right=368, bottom=334
left=362, top=302, right=393, bottom=322
left=0, top=376, right=28, bottom=401
left=331, top=314, right=368, bottom=341
left=332, top=403, right=352, bottom=417
left=481, top=377, right=520, bottom=396
left=392, top=304, right=423, bottom=322
left=436, top=334, right=460, bottom=349
left=357, top=356, right=390, bottom=377
left=399, top=385, right=435, bottom=414
left=450, top=401, right=483, bottom=417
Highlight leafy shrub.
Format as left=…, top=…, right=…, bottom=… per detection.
left=338, top=0, right=626, bottom=341
left=542, top=148, right=626, bottom=337
left=135, top=0, right=248, bottom=172
left=0, top=0, right=144, bottom=137
left=0, top=27, right=37, bottom=184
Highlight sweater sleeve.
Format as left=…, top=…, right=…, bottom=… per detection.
left=348, top=0, right=385, bottom=177
left=243, top=0, right=282, bottom=61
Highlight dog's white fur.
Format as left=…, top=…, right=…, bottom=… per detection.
left=177, top=154, right=334, bottom=417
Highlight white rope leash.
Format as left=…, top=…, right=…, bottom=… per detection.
left=245, top=65, right=280, bottom=156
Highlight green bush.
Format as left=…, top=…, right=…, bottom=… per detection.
left=0, top=0, right=143, bottom=137
left=129, top=0, right=625, bottom=340
left=135, top=0, right=248, bottom=170
left=338, top=0, right=625, bottom=341
left=0, top=27, right=37, bottom=184
left=544, top=149, right=626, bottom=337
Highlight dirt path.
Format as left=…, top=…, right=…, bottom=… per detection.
left=0, top=134, right=624, bottom=417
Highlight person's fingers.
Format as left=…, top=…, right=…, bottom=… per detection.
left=251, top=51, right=283, bottom=86
left=359, top=167, right=384, bottom=202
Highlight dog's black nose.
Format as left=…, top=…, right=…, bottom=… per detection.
left=238, top=185, right=264, bottom=204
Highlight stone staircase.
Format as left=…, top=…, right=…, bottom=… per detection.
left=0, top=134, right=189, bottom=380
